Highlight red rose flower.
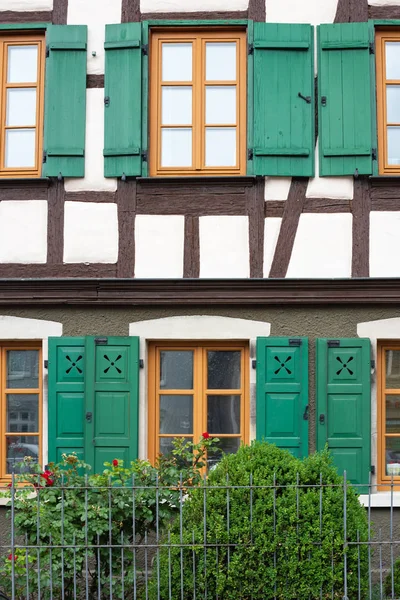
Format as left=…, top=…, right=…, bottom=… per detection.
left=8, top=554, right=16, bottom=561
left=202, top=432, right=210, bottom=439
left=7, top=483, right=12, bottom=488
left=41, top=470, right=54, bottom=487
left=112, top=459, right=118, bottom=467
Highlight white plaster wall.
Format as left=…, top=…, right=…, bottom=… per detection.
left=265, top=177, right=291, bottom=201
left=141, top=0, right=248, bottom=12
left=265, top=0, right=337, bottom=25
left=0, top=201, right=47, bottom=263
left=0, top=0, right=52, bottom=9
left=370, top=212, right=400, bottom=277
left=63, top=201, right=118, bottom=263
left=135, top=215, right=184, bottom=278
left=0, top=316, right=62, bottom=505
left=287, top=213, right=352, bottom=278
left=67, top=0, right=121, bottom=75
left=369, top=0, right=400, bottom=6
left=200, top=216, right=249, bottom=278
left=307, top=139, right=354, bottom=200
left=263, top=217, right=281, bottom=277
left=129, top=315, right=271, bottom=460
left=64, top=89, right=117, bottom=193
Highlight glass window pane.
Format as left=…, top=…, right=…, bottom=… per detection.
left=162, top=43, right=192, bottom=82
left=385, top=350, right=400, bottom=388
left=6, top=435, right=39, bottom=474
left=7, top=394, right=38, bottom=432
left=161, top=128, right=192, bottom=167
left=206, top=86, right=236, bottom=125
left=207, top=437, right=240, bottom=470
left=6, top=88, right=36, bottom=126
left=162, top=86, right=192, bottom=125
left=387, top=86, right=400, bottom=123
left=205, top=128, right=236, bottom=167
left=207, top=351, right=241, bottom=389
left=160, top=351, right=193, bottom=389
left=386, top=437, right=400, bottom=476
left=7, top=45, right=38, bottom=83
left=386, top=395, right=400, bottom=433
left=387, top=127, right=400, bottom=165
left=159, top=437, right=192, bottom=457
left=160, top=395, right=193, bottom=434
left=386, top=42, right=400, bottom=80
left=206, top=42, right=236, bottom=81
left=7, top=350, right=39, bottom=389
left=5, top=129, right=36, bottom=168
left=207, top=394, right=240, bottom=434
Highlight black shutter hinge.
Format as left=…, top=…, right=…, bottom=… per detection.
left=139, top=359, right=144, bottom=369
left=42, top=151, right=47, bottom=164
left=248, top=43, right=254, bottom=55
left=289, top=339, right=302, bottom=347
left=303, top=405, right=309, bottom=421
left=44, top=360, right=48, bottom=369
left=369, top=41, right=375, bottom=55
left=95, top=337, right=108, bottom=345
left=251, top=359, right=257, bottom=369
left=371, top=359, right=375, bottom=370
left=104, top=96, right=110, bottom=107
left=142, top=44, right=148, bottom=56
left=248, top=148, right=253, bottom=161
left=46, top=45, right=50, bottom=58
left=372, top=148, right=377, bottom=161
left=328, top=340, right=340, bottom=348
left=321, top=96, right=327, bottom=107
left=142, top=151, right=148, bottom=162
left=371, top=465, right=375, bottom=475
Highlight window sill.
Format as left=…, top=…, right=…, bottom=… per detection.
left=358, top=492, right=400, bottom=507
left=0, top=177, right=50, bottom=187
left=136, top=175, right=258, bottom=185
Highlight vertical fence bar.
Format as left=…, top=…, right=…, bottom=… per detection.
left=368, top=471, right=372, bottom=600
left=168, top=529, right=172, bottom=600
left=73, top=532, right=77, bottom=600
left=226, top=473, right=230, bottom=568
left=319, top=472, right=323, bottom=600
left=144, top=528, right=149, bottom=600
left=10, top=473, right=15, bottom=600
left=108, top=476, right=113, bottom=600
left=37, top=476, right=41, bottom=599
left=84, top=474, right=89, bottom=600
left=97, top=533, right=101, bottom=600
left=343, top=471, right=348, bottom=600
left=192, top=530, right=196, bottom=600
left=60, top=473, right=64, bottom=600
left=273, top=472, right=277, bottom=600
left=203, top=472, right=207, bottom=600
left=156, top=473, right=160, bottom=599
left=120, top=531, right=125, bottom=600
left=379, top=528, right=383, bottom=600
left=357, top=530, right=361, bottom=600
left=25, top=533, right=30, bottom=600
left=390, top=475, right=394, bottom=599
left=132, top=475, right=137, bottom=600
left=180, top=472, right=184, bottom=600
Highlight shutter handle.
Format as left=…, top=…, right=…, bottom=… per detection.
left=321, top=96, right=327, bottom=107
left=303, top=405, right=309, bottom=421
left=85, top=411, right=93, bottom=422
left=319, top=414, right=325, bottom=425
left=298, top=92, right=311, bottom=104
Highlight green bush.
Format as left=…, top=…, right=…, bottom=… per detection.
left=385, top=557, right=400, bottom=597
left=150, top=442, right=369, bottom=600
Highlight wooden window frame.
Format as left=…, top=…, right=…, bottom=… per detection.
left=149, top=28, right=247, bottom=177
left=148, top=340, right=249, bottom=463
left=0, top=33, right=45, bottom=179
left=0, top=342, right=42, bottom=482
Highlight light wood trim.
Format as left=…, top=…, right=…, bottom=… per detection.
left=0, top=343, right=42, bottom=481
left=149, top=28, right=247, bottom=177
left=0, top=34, right=45, bottom=179
left=148, top=340, right=249, bottom=463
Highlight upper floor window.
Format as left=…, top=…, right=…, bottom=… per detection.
left=0, top=35, right=45, bottom=178
left=149, top=29, right=247, bottom=177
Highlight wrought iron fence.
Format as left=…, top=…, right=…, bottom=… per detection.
left=0, top=473, right=399, bottom=599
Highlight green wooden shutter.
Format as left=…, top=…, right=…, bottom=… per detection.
left=252, top=23, right=315, bottom=177
left=48, top=337, right=85, bottom=464
left=318, top=23, right=372, bottom=176
left=43, top=25, right=87, bottom=178
left=316, top=338, right=371, bottom=493
left=84, top=336, right=140, bottom=472
left=104, top=23, right=143, bottom=178
left=256, top=337, right=309, bottom=458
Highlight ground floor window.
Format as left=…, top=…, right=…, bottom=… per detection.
left=378, top=341, right=400, bottom=485
left=148, top=341, right=249, bottom=466
left=0, top=343, right=41, bottom=480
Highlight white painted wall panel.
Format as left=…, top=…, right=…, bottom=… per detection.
left=135, top=215, right=184, bottom=278
left=64, top=202, right=118, bottom=263
left=266, top=0, right=337, bottom=25
left=370, top=212, right=400, bottom=277
left=369, top=1, right=400, bottom=6
left=0, top=201, right=47, bottom=263
left=0, top=0, right=53, bottom=9
left=141, top=0, right=248, bottom=12
left=306, top=138, right=353, bottom=200
left=68, top=0, right=121, bottom=75
left=200, top=216, right=249, bottom=278
left=287, top=213, right=352, bottom=278
left=263, top=217, right=282, bottom=277
left=264, top=177, right=291, bottom=201
left=64, top=89, right=117, bottom=193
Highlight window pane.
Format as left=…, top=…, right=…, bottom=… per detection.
left=206, top=42, right=236, bottom=81
left=7, top=394, right=38, bottom=432
left=205, top=128, right=236, bottom=167
left=7, top=350, right=39, bottom=389
left=7, top=45, right=38, bottom=83
left=386, top=42, right=400, bottom=80
left=207, top=394, right=240, bottom=434
left=207, top=351, right=241, bottom=389
left=160, top=350, right=193, bottom=389
left=6, top=435, right=39, bottom=474
left=207, top=437, right=240, bottom=470
left=159, top=437, right=192, bottom=457
left=162, top=43, right=192, bottom=82
left=160, top=395, right=193, bottom=434
left=5, top=129, right=36, bottom=168
left=162, top=86, right=192, bottom=125
left=386, top=437, right=400, bottom=476
left=387, top=127, right=400, bottom=166
left=161, top=128, right=192, bottom=167
left=386, top=395, right=400, bottom=433
left=387, top=86, right=400, bottom=123
left=206, top=86, right=236, bottom=125
left=385, top=350, right=400, bottom=388
left=6, top=88, right=36, bottom=127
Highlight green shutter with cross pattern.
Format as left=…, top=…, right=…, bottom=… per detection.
left=256, top=337, right=309, bottom=458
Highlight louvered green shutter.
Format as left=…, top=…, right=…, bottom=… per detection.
left=104, top=23, right=143, bottom=178
left=252, top=23, right=315, bottom=177
left=318, top=23, right=372, bottom=176
left=43, top=25, right=87, bottom=178
left=84, top=337, right=140, bottom=472
left=256, top=337, right=308, bottom=458
left=316, top=338, right=371, bottom=493
left=48, top=337, right=85, bottom=464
